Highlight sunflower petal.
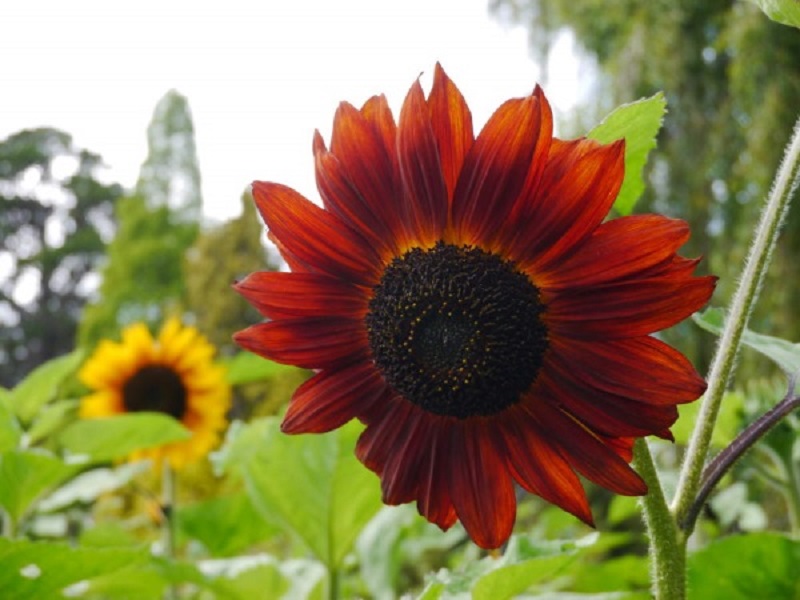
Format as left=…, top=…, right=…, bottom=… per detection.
left=234, top=271, right=368, bottom=320
left=427, top=63, right=474, bottom=202
left=252, top=181, right=382, bottom=285
left=397, top=79, right=448, bottom=246
left=532, top=401, right=647, bottom=496
left=282, top=362, right=387, bottom=433
left=234, top=318, right=369, bottom=369
left=452, top=89, right=551, bottom=247
left=537, top=215, right=691, bottom=289
left=549, top=336, right=707, bottom=406
left=512, top=138, right=625, bottom=269
left=546, top=276, right=717, bottom=339
left=448, top=420, right=516, bottom=549
left=322, top=104, right=409, bottom=254
left=417, top=423, right=458, bottom=530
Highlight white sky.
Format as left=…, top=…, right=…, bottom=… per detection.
left=1, top=0, right=580, bottom=223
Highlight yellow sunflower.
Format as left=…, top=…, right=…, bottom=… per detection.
left=79, top=318, right=231, bottom=469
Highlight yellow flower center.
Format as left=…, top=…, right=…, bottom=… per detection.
left=122, top=365, right=188, bottom=420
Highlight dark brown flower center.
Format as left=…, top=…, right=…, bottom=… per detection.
left=122, top=365, right=187, bottom=420
left=366, top=242, right=548, bottom=419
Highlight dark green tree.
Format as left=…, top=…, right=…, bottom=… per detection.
left=185, top=190, right=274, bottom=354
left=0, top=128, right=122, bottom=386
left=79, top=90, right=202, bottom=346
left=491, top=0, right=800, bottom=365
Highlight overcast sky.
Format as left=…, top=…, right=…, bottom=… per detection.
left=1, top=0, right=580, bottom=222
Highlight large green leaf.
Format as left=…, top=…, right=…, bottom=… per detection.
left=26, top=398, right=79, bottom=446
left=6, top=350, right=84, bottom=424
left=0, top=537, right=146, bottom=600
left=218, top=417, right=382, bottom=568
left=419, top=533, right=603, bottom=599
left=59, top=413, right=190, bottom=462
left=748, top=0, right=800, bottom=28
left=588, top=93, right=667, bottom=216
left=0, top=449, right=76, bottom=523
left=356, top=505, right=466, bottom=599
left=694, top=307, right=800, bottom=375
left=222, top=352, right=303, bottom=386
left=0, top=396, right=22, bottom=453
left=688, top=533, right=800, bottom=599
left=177, top=491, right=280, bottom=557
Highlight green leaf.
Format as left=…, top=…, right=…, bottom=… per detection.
left=694, top=307, right=800, bottom=374
left=356, top=505, right=466, bottom=599
left=420, top=533, right=599, bottom=599
left=688, top=533, right=800, bottom=599
left=26, top=398, right=79, bottom=446
left=0, top=449, right=76, bottom=522
left=223, top=352, right=303, bottom=386
left=748, top=0, right=800, bottom=28
left=588, top=93, right=667, bottom=215
left=177, top=491, right=280, bottom=557
left=218, top=417, right=382, bottom=568
left=6, top=350, right=84, bottom=424
left=59, top=413, right=190, bottom=462
left=0, top=396, right=22, bottom=453
left=0, top=538, right=147, bottom=600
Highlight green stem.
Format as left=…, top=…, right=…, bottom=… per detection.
left=328, top=566, right=339, bottom=600
left=634, top=439, right=685, bottom=600
left=672, top=113, right=800, bottom=533
left=162, top=462, right=177, bottom=600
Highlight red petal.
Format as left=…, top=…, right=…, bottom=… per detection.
left=397, top=79, right=448, bottom=246
left=281, top=362, right=387, bottom=433
left=234, top=271, right=368, bottom=320
left=267, top=230, right=313, bottom=273
left=546, top=276, right=717, bottom=339
left=448, top=420, right=516, bottom=549
left=356, top=396, right=414, bottom=475
left=321, top=104, right=409, bottom=255
left=537, top=215, right=691, bottom=290
left=548, top=336, right=707, bottom=406
left=427, top=63, right=474, bottom=203
left=360, top=94, right=398, bottom=166
left=417, top=422, right=458, bottom=530
left=531, top=401, right=647, bottom=496
left=378, top=409, right=437, bottom=505
left=252, top=181, right=382, bottom=286
left=600, top=436, right=637, bottom=462
left=539, top=364, right=679, bottom=439
left=510, top=138, right=625, bottom=269
left=500, top=405, right=593, bottom=525
left=234, top=318, right=368, bottom=369
left=451, top=90, right=551, bottom=248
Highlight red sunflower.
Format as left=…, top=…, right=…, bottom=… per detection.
left=234, top=64, right=715, bottom=549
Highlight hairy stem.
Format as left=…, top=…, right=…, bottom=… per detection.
left=634, top=439, right=685, bottom=600
left=673, top=114, right=800, bottom=532
left=162, top=462, right=178, bottom=599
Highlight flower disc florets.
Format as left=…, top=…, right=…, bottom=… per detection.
left=366, top=242, right=547, bottom=418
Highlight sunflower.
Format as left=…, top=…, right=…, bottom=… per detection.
left=234, top=64, right=716, bottom=549
left=80, top=318, right=231, bottom=469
